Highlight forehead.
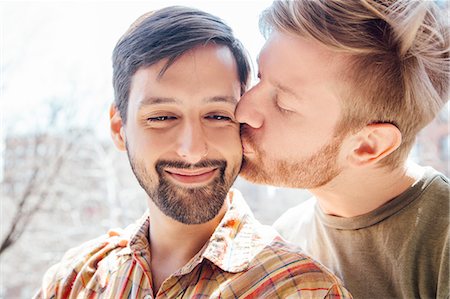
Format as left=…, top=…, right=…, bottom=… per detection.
left=259, top=31, right=347, bottom=85
left=128, top=44, right=240, bottom=109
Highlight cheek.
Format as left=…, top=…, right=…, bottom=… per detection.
left=263, top=117, right=294, bottom=147
left=257, top=118, right=314, bottom=160
left=127, top=128, right=171, bottom=160
left=208, top=127, right=242, bottom=158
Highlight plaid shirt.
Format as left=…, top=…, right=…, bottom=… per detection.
left=34, top=190, right=352, bottom=299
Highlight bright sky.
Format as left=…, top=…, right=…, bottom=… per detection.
left=1, top=1, right=272, bottom=137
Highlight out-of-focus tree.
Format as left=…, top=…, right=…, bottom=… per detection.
left=1, top=108, right=78, bottom=255
left=0, top=103, right=134, bottom=297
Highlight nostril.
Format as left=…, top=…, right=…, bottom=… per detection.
left=239, top=123, right=249, bottom=135
left=240, top=124, right=256, bottom=140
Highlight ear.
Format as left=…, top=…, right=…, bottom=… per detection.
left=109, top=104, right=126, bottom=151
left=346, top=123, right=402, bottom=167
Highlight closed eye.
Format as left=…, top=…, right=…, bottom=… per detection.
left=276, top=105, right=293, bottom=114
left=274, top=94, right=294, bottom=115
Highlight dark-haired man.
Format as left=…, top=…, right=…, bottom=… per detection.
left=34, top=6, right=351, bottom=298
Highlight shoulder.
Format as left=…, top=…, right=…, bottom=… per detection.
left=34, top=225, right=136, bottom=298
left=242, top=235, right=352, bottom=298
left=410, top=165, right=449, bottom=195
left=412, top=167, right=449, bottom=220
left=425, top=168, right=450, bottom=197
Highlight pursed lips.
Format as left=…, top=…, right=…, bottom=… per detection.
left=241, top=141, right=255, bottom=155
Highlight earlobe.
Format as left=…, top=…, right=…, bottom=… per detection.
left=109, top=104, right=127, bottom=151
left=347, top=123, right=402, bottom=167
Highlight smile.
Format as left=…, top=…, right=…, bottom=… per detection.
left=164, top=167, right=218, bottom=186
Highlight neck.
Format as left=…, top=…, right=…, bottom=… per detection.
left=310, top=161, right=424, bottom=218
left=147, top=197, right=229, bottom=293
left=149, top=203, right=227, bottom=262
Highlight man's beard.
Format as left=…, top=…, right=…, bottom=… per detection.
left=239, top=125, right=343, bottom=189
left=127, top=153, right=235, bottom=224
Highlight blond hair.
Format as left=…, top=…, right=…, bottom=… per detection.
left=261, top=0, right=450, bottom=167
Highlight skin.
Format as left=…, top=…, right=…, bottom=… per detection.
left=236, top=30, right=420, bottom=218
left=237, top=31, right=345, bottom=189
left=110, top=44, right=242, bottom=293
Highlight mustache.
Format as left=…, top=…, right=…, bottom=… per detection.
left=156, top=159, right=227, bottom=171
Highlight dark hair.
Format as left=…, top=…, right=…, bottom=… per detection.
left=112, top=6, right=251, bottom=123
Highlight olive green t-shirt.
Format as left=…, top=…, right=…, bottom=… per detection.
left=274, top=167, right=449, bottom=299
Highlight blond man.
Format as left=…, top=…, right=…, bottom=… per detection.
left=236, top=0, right=449, bottom=298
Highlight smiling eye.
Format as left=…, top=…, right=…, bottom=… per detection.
left=206, top=115, right=232, bottom=121
left=147, top=116, right=176, bottom=122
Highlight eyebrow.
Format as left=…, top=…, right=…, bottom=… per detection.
left=258, top=69, right=298, bottom=97
left=137, top=95, right=237, bottom=109
left=205, top=96, right=237, bottom=105
left=274, top=82, right=298, bottom=97
left=138, top=97, right=180, bottom=108
left=256, top=50, right=299, bottom=98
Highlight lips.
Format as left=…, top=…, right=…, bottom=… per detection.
left=164, top=167, right=218, bottom=185
left=241, top=141, right=255, bottom=155
left=240, top=125, right=256, bottom=155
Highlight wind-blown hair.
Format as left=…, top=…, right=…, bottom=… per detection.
left=113, top=6, right=250, bottom=124
left=261, top=0, right=449, bottom=167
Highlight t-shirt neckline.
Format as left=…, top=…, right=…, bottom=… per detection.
left=316, top=167, right=441, bottom=230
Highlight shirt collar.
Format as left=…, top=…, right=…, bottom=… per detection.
left=202, top=189, right=277, bottom=273
left=121, top=189, right=277, bottom=274
left=115, top=213, right=150, bottom=257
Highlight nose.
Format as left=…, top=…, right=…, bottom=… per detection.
left=235, top=86, right=264, bottom=129
left=176, top=120, right=208, bottom=164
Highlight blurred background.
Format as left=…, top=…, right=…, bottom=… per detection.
left=1, top=1, right=448, bottom=298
